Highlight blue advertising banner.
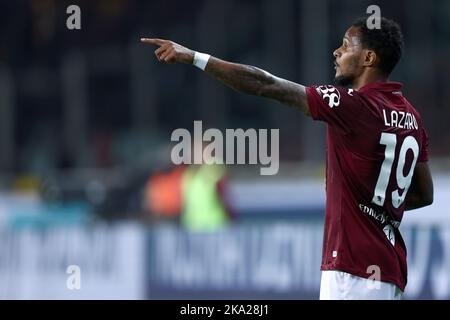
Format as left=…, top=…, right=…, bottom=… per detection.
left=147, top=219, right=450, bottom=300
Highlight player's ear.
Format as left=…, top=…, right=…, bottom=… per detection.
left=363, top=49, right=377, bottom=67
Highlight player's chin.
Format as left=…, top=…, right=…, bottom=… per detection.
left=334, top=70, right=340, bottom=79
left=334, top=68, right=342, bottom=79
left=335, top=74, right=352, bottom=87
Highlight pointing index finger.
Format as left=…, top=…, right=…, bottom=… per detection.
left=140, top=38, right=166, bottom=46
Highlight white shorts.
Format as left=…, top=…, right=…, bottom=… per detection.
left=320, top=270, right=403, bottom=300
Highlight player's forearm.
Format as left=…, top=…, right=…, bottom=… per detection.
left=205, top=57, right=275, bottom=97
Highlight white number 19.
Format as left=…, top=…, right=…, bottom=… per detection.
left=372, top=133, right=419, bottom=208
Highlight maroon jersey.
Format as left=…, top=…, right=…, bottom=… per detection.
left=306, top=81, right=429, bottom=291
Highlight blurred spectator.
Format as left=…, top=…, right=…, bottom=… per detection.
left=144, top=135, right=235, bottom=231
left=180, top=162, right=233, bottom=232
left=145, top=165, right=186, bottom=220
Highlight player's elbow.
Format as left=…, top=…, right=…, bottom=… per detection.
left=418, top=190, right=433, bottom=208
left=406, top=188, right=433, bottom=210
left=422, top=193, right=433, bottom=207
left=423, top=183, right=434, bottom=207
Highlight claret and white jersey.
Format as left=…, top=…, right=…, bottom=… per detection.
left=306, top=81, right=429, bottom=293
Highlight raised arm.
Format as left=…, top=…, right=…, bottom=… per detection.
left=141, top=38, right=310, bottom=116
left=405, top=162, right=434, bottom=211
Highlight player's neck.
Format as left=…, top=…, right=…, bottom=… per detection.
left=352, top=71, right=389, bottom=90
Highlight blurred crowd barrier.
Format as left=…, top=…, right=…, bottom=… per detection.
left=0, top=172, right=449, bottom=300
left=0, top=223, right=145, bottom=299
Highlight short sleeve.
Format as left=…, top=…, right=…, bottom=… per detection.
left=306, top=85, right=364, bottom=134
left=418, top=126, right=429, bottom=162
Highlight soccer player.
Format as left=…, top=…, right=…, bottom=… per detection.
left=141, top=17, right=434, bottom=300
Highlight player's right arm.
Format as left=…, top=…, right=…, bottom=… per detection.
left=404, top=162, right=434, bottom=211
left=140, top=38, right=310, bottom=116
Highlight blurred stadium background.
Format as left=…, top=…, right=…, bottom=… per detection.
left=0, top=0, right=449, bottom=299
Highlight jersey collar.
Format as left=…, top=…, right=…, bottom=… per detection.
left=357, top=81, right=403, bottom=93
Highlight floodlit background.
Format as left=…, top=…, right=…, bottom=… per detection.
left=0, top=0, right=449, bottom=299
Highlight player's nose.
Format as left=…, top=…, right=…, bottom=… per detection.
left=333, top=49, right=340, bottom=58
